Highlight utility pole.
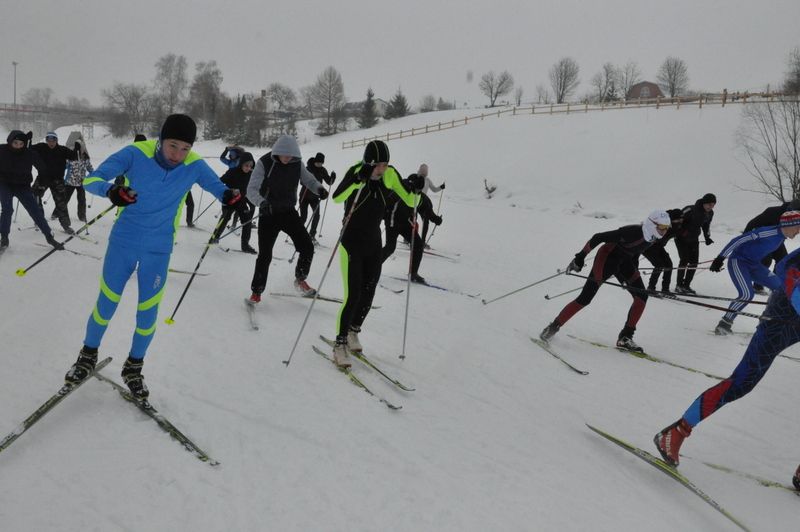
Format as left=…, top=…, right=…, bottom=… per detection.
left=12, top=61, right=18, bottom=129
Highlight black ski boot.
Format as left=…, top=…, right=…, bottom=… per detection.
left=539, top=320, right=561, bottom=342
left=121, top=356, right=149, bottom=400
left=410, top=273, right=427, bottom=284
left=65, top=346, right=99, bottom=385
left=0, top=234, right=9, bottom=248
left=45, top=234, right=64, bottom=250
left=617, top=326, right=643, bottom=352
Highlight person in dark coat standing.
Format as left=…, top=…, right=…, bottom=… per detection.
left=0, top=130, right=63, bottom=250
left=212, top=151, right=256, bottom=253
left=31, top=131, right=76, bottom=234
left=299, top=152, right=335, bottom=243
left=382, top=190, right=442, bottom=284
left=674, top=193, right=716, bottom=295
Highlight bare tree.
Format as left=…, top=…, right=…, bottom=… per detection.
left=657, top=56, right=689, bottom=97
left=266, top=82, right=297, bottom=111
left=64, top=96, right=91, bottom=111
left=299, top=86, right=314, bottom=118
left=187, top=60, right=224, bottom=122
left=153, top=53, right=188, bottom=114
left=514, top=86, right=524, bottom=106
left=102, top=82, right=153, bottom=135
left=737, top=100, right=800, bottom=200
left=535, top=84, right=552, bottom=104
left=618, top=60, right=642, bottom=99
left=549, top=58, right=580, bottom=103
left=590, top=62, right=620, bottom=102
left=22, top=87, right=55, bottom=107
left=419, top=94, right=437, bottom=112
left=479, top=70, right=515, bottom=107
left=785, top=47, right=800, bottom=95
left=309, top=66, right=346, bottom=135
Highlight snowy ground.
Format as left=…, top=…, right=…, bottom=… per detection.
left=0, top=106, right=797, bottom=531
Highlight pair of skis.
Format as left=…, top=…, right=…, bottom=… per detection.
left=385, top=275, right=480, bottom=299
left=0, top=357, right=218, bottom=466
left=313, top=335, right=414, bottom=410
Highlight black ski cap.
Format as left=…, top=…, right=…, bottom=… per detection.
left=315, top=152, right=325, bottom=163
left=160, top=114, right=197, bottom=145
left=701, top=193, right=717, bottom=204
left=133, top=134, right=147, bottom=142
left=363, top=140, right=390, bottom=164
left=6, top=130, right=27, bottom=144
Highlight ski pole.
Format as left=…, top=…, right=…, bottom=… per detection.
left=164, top=216, right=227, bottom=325
left=13, top=199, right=20, bottom=223
left=638, top=265, right=712, bottom=272
left=288, top=202, right=323, bottom=264
left=191, top=198, right=217, bottom=225
left=318, top=182, right=332, bottom=237
left=481, top=270, right=566, bottom=305
left=15, top=205, right=115, bottom=277
left=544, top=286, right=582, bottom=300
left=401, top=196, right=421, bottom=360
left=425, top=189, right=445, bottom=247
left=283, top=185, right=366, bottom=368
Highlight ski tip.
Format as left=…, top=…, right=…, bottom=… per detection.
left=164, top=318, right=175, bottom=325
left=15, top=269, right=26, bottom=277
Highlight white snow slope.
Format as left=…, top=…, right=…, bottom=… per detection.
left=0, top=106, right=797, bottom=532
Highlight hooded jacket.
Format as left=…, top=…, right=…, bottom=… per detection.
left=220, top=152, right=254, bottom=193
left=246, top=135, right=323, bottom=213
left=677, top=198, right=714, bottom=242
left=0, top=131, right=46, bottom=186
left=300, top=157, right=334, bottom=201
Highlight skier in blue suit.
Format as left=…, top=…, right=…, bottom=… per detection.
left=710, top=211, right=800, bottom=335
left=64, top=114, right=247, bottom=399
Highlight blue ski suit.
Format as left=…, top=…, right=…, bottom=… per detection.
left=82, top=140, right=228, bottom=358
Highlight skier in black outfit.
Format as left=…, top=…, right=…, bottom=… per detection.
left=674, top=193, right=716, bottom=295
left=382, top=190, right=442, bottom=283
left=540, top=210, right=671, bottom=352
left=330, top=140, right=422, bottom=367
left=0, top=130, right=63, bottom=250
left=743, top=199, right=800, bottom=294
left=213, top=151, right=256, bottom=253
left=245, top=135, right=328, bottom=302
left=31, top=131, right=76, bottom=234
left=642, top=208, right=683, bottom=293
left=299, top=152, right=335, bottom=243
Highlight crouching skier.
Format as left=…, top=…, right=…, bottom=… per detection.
left=63, top=114, right=248, bottom=399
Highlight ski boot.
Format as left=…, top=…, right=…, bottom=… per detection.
left=539, top=320, right=561, bottom=342
left=410, top=273, right=427, bottom=284
left=332, top=337, right=351, bottom=368
left=294, top=278, right=317, bottom=297
left=241, top=243, right=257, bottom=254
left=0, top=234, right=8, bottom=248
left=45, top=234, right=64, bottom=250
left=248, top=292, right=261, bottom=304
left=715, top=318, right=733, bottom=335
left=616, top=327, right=643, bottom=352
left=121, top=356, right=149, bottom=401
left=347, top=326, right=363, bottom=353
left=64, top=346, right=99, bottom=385
left=654, top=418, right=692, bottom=467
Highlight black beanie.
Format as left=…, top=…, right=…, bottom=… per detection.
left=133, top=134, right=147, bottom=142
left=6, top=130, right=27, bottom=144
left=315, top=152, right=325, bottom=163
left=363, top=140, right=390, bottom=164
left=160, top=114, right=196, bottom=145
left=701, top=193, right=717, bottom=204
left=240, top=152, right=255, bottom=166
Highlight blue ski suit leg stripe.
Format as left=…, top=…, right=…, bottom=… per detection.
left=131, top=249, right=170, bottom=358
left=722, top=259, right=780, bottom=322
left=84, top=243, right=138, bottom=349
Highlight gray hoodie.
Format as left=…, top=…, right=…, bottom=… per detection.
left=246, top=135, right=323, bottom=210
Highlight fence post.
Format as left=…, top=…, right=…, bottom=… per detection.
left=481, top=113, right=485, bottom=121
left=451, top=119, right=455, bottom=128
left=550, top=104, right=553, bottom=114
left=698, top=94, right=703, bottom=109
left=531, top=105, right=535, bottom=114
left=566, top=103, right=570, bottom=114
left=513, top=106, right=516, bottom=115
left=438, top=122, right=441, bottom=130
left=677, top=97, right=681, bottom=110
left=464, top=116, right=468, bottom=125
left=585, top=102, right=588, bottom=113
left=656, top=97, right=660, bottom=109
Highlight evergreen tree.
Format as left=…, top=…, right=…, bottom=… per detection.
left=384, top=88, right=410, bottom=119
left=358, top=88, right=379, bottom=129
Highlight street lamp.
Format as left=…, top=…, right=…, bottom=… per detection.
left=12, top=61, right=18, bottom=129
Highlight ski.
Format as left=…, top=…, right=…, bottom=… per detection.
left=244, top=298, right=259, bottom=330
left=92, top=371, right=219, bottom=466
left=168, top=268, right=210, bottom=276
left=530, top=337, right=589, bottom=375
left=379, top=283, right=404, bottom=294
left=218, top=246, right=283, bottom=259
left=567, top=335, right=724, bottom=381
left=319, top=336, right=415, bottom=392
left=34, top=242, right=101, bottom=260
left=387, top=276, right=480, bottom=299
left=311, top=346, right=401, bottom=410
left=686, top=457, right=798, bottom=492
left=0, top=357, right=113, bottom=455
left=586, top=423, right=750, bottom=532
left=396, top=247, right=458, bottom=262
left=270, top=292, right=380, bottom=309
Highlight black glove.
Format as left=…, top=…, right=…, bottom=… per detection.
left=107, top=185, right=137, bottom=206
left=440, top=182, right=446, bottom=190
left=408, top=173, right=425, bottom=192
left=705, top=236, right=714, bottom=246
left=710, top=256, right=725, bottom=272
left=357, top=164, right=374, bottom=182
left=74, top=141, right=81, bottom=152
left=330, top=171, right=336, bottom=182
left=432, top=215, right=443, bottom=226
left=318, top=188, right=329, bottom=200
left=223, top=189, right=247, bottom=214
left=568, top=252, right=585, bottom=273
left=32, top=180, right=46, bottom=198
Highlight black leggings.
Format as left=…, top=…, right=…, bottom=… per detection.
left=213, top=202, right=254, bottom=247
left=250, top=209, right=314, bottom=295
left=336, top=243, right=382, bottom=338
left=299, top=194, right=321, bottom=237
left=382, top=221, right=423, bottom=275
left=643, top=244, right=673, bottom=290
left=675, top=238, right=700, bottom=287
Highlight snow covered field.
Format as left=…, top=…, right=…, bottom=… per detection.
left=1, top=105, right=797, bottom=531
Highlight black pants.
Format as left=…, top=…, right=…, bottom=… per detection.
left=299, top=194, right=321, bottom=237
left=675, top=238, right=699, bottom=288
left=754, top=244, right=788, bottom=290
left=62, top=186, right=86, bottom=222
left=0, top=182, right=54, bottom=237
left=185, top=191, right=195, bottom=225
left=213, top=203, right=254, bottom=247
left=250, top=209, right=314, bottom=295
left=337, top=242, right=382, bottom=338
left=421, top=217, right=431, bottom=244
left=643, top=245, right=673, bottom=290
left=38, top=179, right=71, bottom=230
left=382, top=221, right=423, bottom=275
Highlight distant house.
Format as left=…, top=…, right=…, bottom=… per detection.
left=626, top=81, right=664, bottom=100
left=343, top=98, right=390, bottom=117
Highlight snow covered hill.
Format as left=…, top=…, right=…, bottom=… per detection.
left=1, top=106, right=796, bottom=531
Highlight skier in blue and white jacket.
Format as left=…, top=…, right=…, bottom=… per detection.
left=63, top=114, right=248, bottom=400
left=710, top=210, right=800, bottom=335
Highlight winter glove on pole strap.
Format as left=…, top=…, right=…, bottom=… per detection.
left=568, top=252, right=586, bottom=273
left=432, top=214, right=443, bottom=226
left=710, top=256, right=725, bottom=272
left=223, top=189, right=248, bottom=214
left=705, top=236, right=714, bottom=246
left=317, top=187, right=329, bottom=200
left=107, top=185, right=137, bottom=206
left=440, top=182, right=446, bottom=190
left=330, top=171, right=336, bottom=183
left=357, top=164, right=374, bottom=182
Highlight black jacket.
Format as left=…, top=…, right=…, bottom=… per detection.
left=386, top=190, right=440, bottom=229
left=300, top=158, right=334, bottom=201
left=579, top=224, right=652, bottom=259
left=31, top=143, right=75, bottom=184
left=676, top=199, right=713, bottom=242
left=221, top=166, right=252, bottom=197
left=744, top=203, right=793, bottom=232
left=0, top=144, right=46, bottom=186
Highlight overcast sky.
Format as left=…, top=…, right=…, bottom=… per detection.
left=1, top=0, right=798, bottom=108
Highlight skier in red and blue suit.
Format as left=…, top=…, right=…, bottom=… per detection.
left=63, top=114, right=247, bottom=399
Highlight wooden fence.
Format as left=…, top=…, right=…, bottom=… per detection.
left=341, top=91, right=797, bottom=149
